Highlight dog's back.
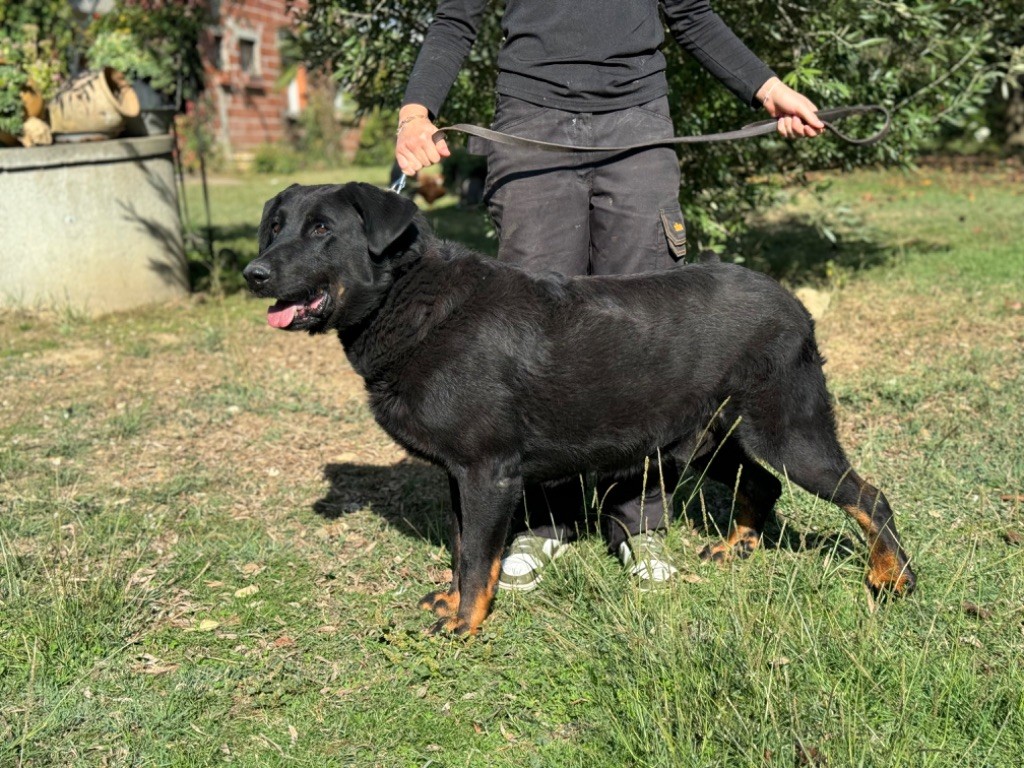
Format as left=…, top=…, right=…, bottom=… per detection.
left=354, top=244, right=817, bottom=481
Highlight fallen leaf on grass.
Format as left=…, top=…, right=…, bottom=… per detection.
left=195, top=619, right=219, bottom=632
left=1003, top=530, right=1022, bottom=547
left=272, top=635, right=294, bottom=648
left=234, top=584, right=260, bottom=598
left=427, top=567, right=453, bottom=585
left=962, top=601, right=993, bottom=621
left=133, top=654, right=180, bottom=675
left=795, top=742, right=828, bottom=767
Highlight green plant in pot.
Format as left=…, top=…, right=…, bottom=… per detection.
left=87, top=28, right=173, bottom=95
left=0, top=58, right=30, bottom=141
left=86, top=27, right=177, bottom=135
left=86, top=1, right=211, bottom=101
left=0, top=20, right=70, bottom=142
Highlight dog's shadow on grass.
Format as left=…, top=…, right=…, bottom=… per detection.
left=313, top=460, right=451, bottom=546
left=312, top=460, right=861, bottom=564
left=680, top=477, right=862, bottom=561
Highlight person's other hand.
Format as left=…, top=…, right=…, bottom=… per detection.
left=395, top=104, right=451, bottom=175
left=756, top=77, right=825, bottom=139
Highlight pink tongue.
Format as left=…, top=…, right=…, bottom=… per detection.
left=267, top=301, right=299, bottom=328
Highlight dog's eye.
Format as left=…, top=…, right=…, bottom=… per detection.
left=311, top=222, right=329, bottom=236
left=271, top=221, right=281, bottom=236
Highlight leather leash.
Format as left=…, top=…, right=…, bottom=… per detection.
left=431, top=105, right=890, bottom=152
left=389, top=105, right=890, bottom=193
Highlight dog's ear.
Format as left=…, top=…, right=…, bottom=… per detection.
left=343, top=182, right=420, bottom=257
left=257, top=196, right=277, bottom=253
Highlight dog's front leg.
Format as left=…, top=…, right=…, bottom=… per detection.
left=427, top=462, right=520, bottom=636
left=419, top=474, right=463, bottom=618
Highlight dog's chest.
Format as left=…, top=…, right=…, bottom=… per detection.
left=365, top=381, right=450, bottom=464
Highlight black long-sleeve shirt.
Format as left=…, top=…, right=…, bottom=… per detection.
left=403, top=0, right=776, bottom=116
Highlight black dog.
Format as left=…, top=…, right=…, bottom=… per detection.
left=243, top=182, right=915, bottom=635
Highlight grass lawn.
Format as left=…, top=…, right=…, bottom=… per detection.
left=1, top=162, right=1022, bottom=767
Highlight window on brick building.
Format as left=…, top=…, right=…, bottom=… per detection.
left=238, top=32, right=259, bottom=77
left=210, top=30, right=224, bottom=70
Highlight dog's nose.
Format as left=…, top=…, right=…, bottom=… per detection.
left=243, top=261, right=271, bottom=287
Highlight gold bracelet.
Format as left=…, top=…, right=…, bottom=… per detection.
left=396, top=114, right=428, bottom=136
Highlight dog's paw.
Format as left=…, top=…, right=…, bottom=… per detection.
left=866, top=559, right=916, bottom=598
left=417, top=590, right=459, bottom=618
left=699, top=533, right=760, bottom=563
left=426, top=616, right=479, bottom=637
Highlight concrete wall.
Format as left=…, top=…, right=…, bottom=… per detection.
left=0, top=136, right=188, bottom=315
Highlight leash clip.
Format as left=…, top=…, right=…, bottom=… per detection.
left=389, top=173, right=407, bottom=195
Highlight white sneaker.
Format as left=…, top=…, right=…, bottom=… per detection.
left=618, top=532, right=678, bottom=591
left=498, top=534, right=569, bottom=592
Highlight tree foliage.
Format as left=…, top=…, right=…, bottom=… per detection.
left=295, top=0, right=1012, bottom=250
left=85, top=0, right=212, bottom=105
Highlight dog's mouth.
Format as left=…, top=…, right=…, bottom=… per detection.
left=266, top=289, right=332, bottom=330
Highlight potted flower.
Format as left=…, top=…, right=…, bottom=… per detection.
left=0, top=21, right=69, bottom=145
left=86, top=27, right=176, bottom=135
left=84, top=1, right=211, bottom=136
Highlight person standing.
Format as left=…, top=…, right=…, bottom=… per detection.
left=395, top=0, right=824, bottom=592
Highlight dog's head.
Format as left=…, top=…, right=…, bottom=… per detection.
left=243, top=182, right=422, bottom=333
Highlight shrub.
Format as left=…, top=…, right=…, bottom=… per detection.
left=252, top=143, right=302, bottom=174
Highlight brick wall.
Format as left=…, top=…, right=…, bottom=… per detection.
left=201, top=0, right=309, bottom=161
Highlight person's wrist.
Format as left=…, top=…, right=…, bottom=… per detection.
left=398, top=105, right=431, bottom=135
left=757, top=77, right=782, bottom=108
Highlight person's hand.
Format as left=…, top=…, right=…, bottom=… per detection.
left=395, top=104, right=451, bottom=175
left=756, top=77, right=825, bottom=139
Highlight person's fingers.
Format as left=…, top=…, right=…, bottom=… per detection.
left=777, top=116, right=793, bottom=139
left=410, top=141, right=436, bottom=169
left=797, top=99, right=824, bottom=131
left=764, top=82, right=827, bottom=139
left=398, top=122, right=449, bottom=170
left=801, top=122, right=824, bottom=138
left=396, top=148, right=422, bottom=176
left=396, top=136, right=422, bottom=174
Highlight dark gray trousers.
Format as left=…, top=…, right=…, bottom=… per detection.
left=482, top=95, right=686, bottom=551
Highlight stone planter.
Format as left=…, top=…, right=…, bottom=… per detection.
left=0, top=135, right=188, bottom=315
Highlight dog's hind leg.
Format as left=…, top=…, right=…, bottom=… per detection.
left=427, top=462, right=520, bottom=636
left=778, top=449, right=914, bottom=595
left=419, top=474, right=464, bottom=619
left=831, top=468, right=915, bottom=595
left=694, top=436, right=782, bottom=563
left=749, top=384, right=915, bottom=595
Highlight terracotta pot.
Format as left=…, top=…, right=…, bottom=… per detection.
left=48, top=68, right=141, bottom=137
left=21, top=85, right=45, bottom=119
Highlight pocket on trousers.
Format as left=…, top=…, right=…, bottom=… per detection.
left=660, top=206, right=688, bottom=260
